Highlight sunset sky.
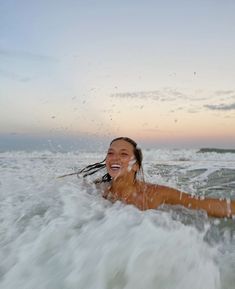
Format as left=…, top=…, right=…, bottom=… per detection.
left=1, top=0, right=235, bottom=150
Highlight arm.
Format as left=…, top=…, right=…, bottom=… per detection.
left=147, top=184, right=235, bottom=218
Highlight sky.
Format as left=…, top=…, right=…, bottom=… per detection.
left=1, top=0, right=235, bottom=150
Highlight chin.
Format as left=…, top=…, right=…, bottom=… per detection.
left=109, top=172, right=121, bottom=179
left=108, top=170, right=123, bottom=179
left=111, top=171, right=134, bottom=180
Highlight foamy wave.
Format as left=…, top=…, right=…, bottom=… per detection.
left=0, top=150, right=234, bottom=288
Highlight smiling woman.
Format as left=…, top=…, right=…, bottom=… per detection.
left=59, top=137, right=235, bottom=218
left=106, top=137, right=142, bottom=178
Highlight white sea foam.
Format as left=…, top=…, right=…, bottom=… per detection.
left=0, top=149, right=234, bottom=289
left=127, top=157, right=136, bottom=172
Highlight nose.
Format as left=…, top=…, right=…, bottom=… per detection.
left=108, top=152, right=120, bottom=162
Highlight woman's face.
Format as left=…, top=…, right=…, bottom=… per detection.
left=105, top=139, right=138, bottom=179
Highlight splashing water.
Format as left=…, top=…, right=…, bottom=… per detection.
left=0, top=149, right=234, bottom=289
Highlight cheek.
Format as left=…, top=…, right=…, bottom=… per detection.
left=121, top=156, right=131, bottom=165
left=122, top=157, right=130, bottom=164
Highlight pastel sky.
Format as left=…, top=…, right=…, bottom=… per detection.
left=1, top=0, right=235, bottom=150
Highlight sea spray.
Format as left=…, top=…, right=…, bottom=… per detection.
left=0, top=149, right=234, bottom=289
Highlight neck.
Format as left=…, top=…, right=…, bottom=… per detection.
left=110, top=174, right=136, bottom=193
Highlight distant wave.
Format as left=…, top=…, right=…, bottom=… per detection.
left=198, top=148, right=235, bottom=153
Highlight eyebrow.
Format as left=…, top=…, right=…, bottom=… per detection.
left=108, top=148, right=129, bottom=152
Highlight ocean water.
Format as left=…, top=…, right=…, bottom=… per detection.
left=0, top=148, right=235, bottom=289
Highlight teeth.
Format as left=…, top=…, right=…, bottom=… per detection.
left=111, top=164, right=121, bottom=169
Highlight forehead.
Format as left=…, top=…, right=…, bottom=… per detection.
left=109, top=139, right=134, bottom=151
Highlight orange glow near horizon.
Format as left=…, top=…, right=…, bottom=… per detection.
left=1, top=86, right=235, bottom=148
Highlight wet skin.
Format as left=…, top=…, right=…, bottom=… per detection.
left=103, top=139, right=235, bottom=218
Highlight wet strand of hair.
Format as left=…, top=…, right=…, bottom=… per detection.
left=79, top=163, right=106, bottom=174
left=57, top=161, right=105, bottom=179
left=82, top=166, right=106, bottom=178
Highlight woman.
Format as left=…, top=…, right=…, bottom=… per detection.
left=62, top=137, right=235, bottom=218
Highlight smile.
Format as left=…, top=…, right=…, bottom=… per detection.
left=110, top=164, right=121, bottom=171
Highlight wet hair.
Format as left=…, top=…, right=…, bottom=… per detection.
left=79, top=137, right=143, bottom=183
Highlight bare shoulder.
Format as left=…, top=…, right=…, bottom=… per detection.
left=139, top=181, right=179, bottom=195
left=136, top=181, right=171, bottom=209
left=138, top=181, right=185, bottom=209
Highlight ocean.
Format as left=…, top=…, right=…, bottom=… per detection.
left=0, top=148, right=235, bottom=289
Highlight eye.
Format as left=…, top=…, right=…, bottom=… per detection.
left=121, top=152, right=128, bottom=156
